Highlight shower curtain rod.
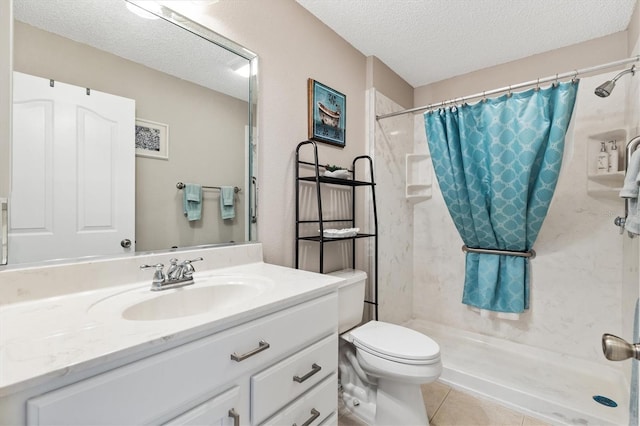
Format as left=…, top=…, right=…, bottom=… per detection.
left=376, top=55, right=640, bottom=120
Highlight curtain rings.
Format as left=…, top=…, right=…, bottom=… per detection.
left=482, top=91, right=487, bottom=103
left=507, top=85, right=512, bottom=98
left=534, top=78, right=540, bottom=92
left=571, top=70, right=578, bottom=84
left=553, top=73, right=559, bottom=88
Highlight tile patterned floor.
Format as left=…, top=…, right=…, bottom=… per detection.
left=338, top=381, right=550, bottom=426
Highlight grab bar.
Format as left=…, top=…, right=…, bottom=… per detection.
left=615, top=135, right=640, bottom=236
left=1, top=198, right=7, bottom=265
left=251, top=176, right=258, bottom=224
left=462, top=245, right=536, bottom=259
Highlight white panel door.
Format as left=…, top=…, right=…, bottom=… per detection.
left=10, top=72, right=135, bottom=264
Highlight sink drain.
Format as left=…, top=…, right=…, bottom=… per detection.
left=593, top=395, right=618, bottom=408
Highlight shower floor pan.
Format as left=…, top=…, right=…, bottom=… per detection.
left=405, top=319, right=629, bottom=426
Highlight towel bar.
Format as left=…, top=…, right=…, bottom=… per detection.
left=462, top=245, right=536, bottom=259
left=176, top=182, right=240, bottom=193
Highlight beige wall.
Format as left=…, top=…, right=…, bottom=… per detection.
left=415, top=32, right=629, bottom=107
left=366, top=56, right=413, bottom=109
left=13, top=21, right=248, bottom=252
left=167, top=0, right=368, bottom=267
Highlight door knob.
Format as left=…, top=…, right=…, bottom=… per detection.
left=602, top=333, right=640, bottom=361
left=120, top=238, right=132, bottom=248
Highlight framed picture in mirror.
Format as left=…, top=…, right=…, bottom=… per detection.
left=308, top=79, right=346, bottom=147
left=135, top=118, right=169, bottom=160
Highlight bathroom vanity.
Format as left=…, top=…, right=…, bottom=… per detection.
left=0, top=243, right=341, bottom=425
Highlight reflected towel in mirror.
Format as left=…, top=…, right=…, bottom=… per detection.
left=220, top=186, right=235, bottom=220
left=183, top=183, right=202, bottom=221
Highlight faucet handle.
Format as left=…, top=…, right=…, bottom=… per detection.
left=140, top=263, right=165, bottom=284
left=181, top=257, right=203, bottom=279
left=140, top=263, right=164, bottom=270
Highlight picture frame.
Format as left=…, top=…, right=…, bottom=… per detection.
left=135, top=118, right=169, bottom=160
left=308, top=79, right=346, bottom=147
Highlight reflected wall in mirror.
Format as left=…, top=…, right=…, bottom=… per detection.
left=8, top=0, right=257, bottom=265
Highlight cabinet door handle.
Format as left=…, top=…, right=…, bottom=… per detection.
left=293, top=363, right=322, bottom=383
left=294, top=408, right=320, bottom=426
left=230, top=340, right=270, bottom=362
left=228, top=408, right=240, bottom=426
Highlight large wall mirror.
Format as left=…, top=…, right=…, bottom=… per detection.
left=7, top=0, right=257, bottom=265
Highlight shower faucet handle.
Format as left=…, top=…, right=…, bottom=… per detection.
left=602, top=333, right=640, bottom=361
left=614, top=216, right=625, bottom=234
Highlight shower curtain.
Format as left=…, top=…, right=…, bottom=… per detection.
left=424, top=81, right=578, bottom=313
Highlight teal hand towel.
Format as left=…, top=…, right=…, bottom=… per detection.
left=183, top=183, right=202, bottom=221
left=220, top=186, right=235, bottom=220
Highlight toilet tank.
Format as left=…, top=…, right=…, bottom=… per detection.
left=327, top=269, right=367, bottom=334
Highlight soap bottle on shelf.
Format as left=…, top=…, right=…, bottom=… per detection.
left=597, top=141, right=609, bottom=174
left=609, top=140, right=619, bottom=173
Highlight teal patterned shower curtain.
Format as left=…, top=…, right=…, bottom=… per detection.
left=424, top=81, right=578, bottom=313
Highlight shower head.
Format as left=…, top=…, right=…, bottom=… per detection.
left=594, top=65, right=636, bottom=97
left=594, top=80, right=616, bottom=97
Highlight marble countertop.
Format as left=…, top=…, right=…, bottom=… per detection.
left=0, top=261, right=342, bottom=396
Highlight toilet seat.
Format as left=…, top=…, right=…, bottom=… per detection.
left=349, top=321, right=440, bottom=365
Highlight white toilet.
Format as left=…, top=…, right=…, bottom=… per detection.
left=329, top=269, right=442, bottom=425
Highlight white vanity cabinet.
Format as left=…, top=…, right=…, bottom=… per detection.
left=20, top=292, right=338, bottom=426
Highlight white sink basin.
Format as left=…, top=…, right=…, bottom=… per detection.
left=89, top=275, right=273, bottom=321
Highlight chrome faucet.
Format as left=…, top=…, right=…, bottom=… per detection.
left=140, top=257, right=204, bottom=291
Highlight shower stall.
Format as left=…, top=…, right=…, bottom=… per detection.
left=367, top=58, right=640, bottom=425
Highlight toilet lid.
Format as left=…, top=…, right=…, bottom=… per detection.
left=350, top=321, right=440, bottom=362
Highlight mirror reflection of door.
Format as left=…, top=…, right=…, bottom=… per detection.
left=5, top=0, right=257, bottom=265
left=10, top=72, right=135, bottom=264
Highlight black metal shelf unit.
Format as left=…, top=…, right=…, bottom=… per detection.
left=295, top=140, right=378, bottom=320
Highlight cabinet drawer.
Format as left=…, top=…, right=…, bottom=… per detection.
left=260, top=373, right=337, bottom=426
left=319, top=411, right=338, bottom=425
left=251, top=334, right=337, bottom=424
left=26, top=293, right=337, bottom=425
left=164, top=385, right=241, bottom=426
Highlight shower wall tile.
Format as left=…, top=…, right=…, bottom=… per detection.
left=412, top=73, right=627, bottom=364
left=369, top=89, right=414, bottom=324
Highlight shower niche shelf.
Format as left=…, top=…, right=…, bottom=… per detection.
left=586, top=128, right=627, bottom=199
left=405, top=154, right=432, bottom=201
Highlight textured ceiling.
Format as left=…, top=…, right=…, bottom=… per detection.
left=13, top=0, right=250, bottom=101
left=296, top=0, right=637, bottom=87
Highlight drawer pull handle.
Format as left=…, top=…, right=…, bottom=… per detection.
left=230, top=340, right=270, bottom=362
left=294, top=408, right=320, bottom=426
left=228, top=408, right=240, bottom=426
left=293, top=363, right=322, bottom=383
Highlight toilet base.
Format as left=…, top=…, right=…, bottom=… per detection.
left=340, top=379, right=430, bottom=426
left=376, top=378, right=429, bottom=425
left=340, top=383, right=376, bottom=424
left=339, top=340, right=432, bottom=425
